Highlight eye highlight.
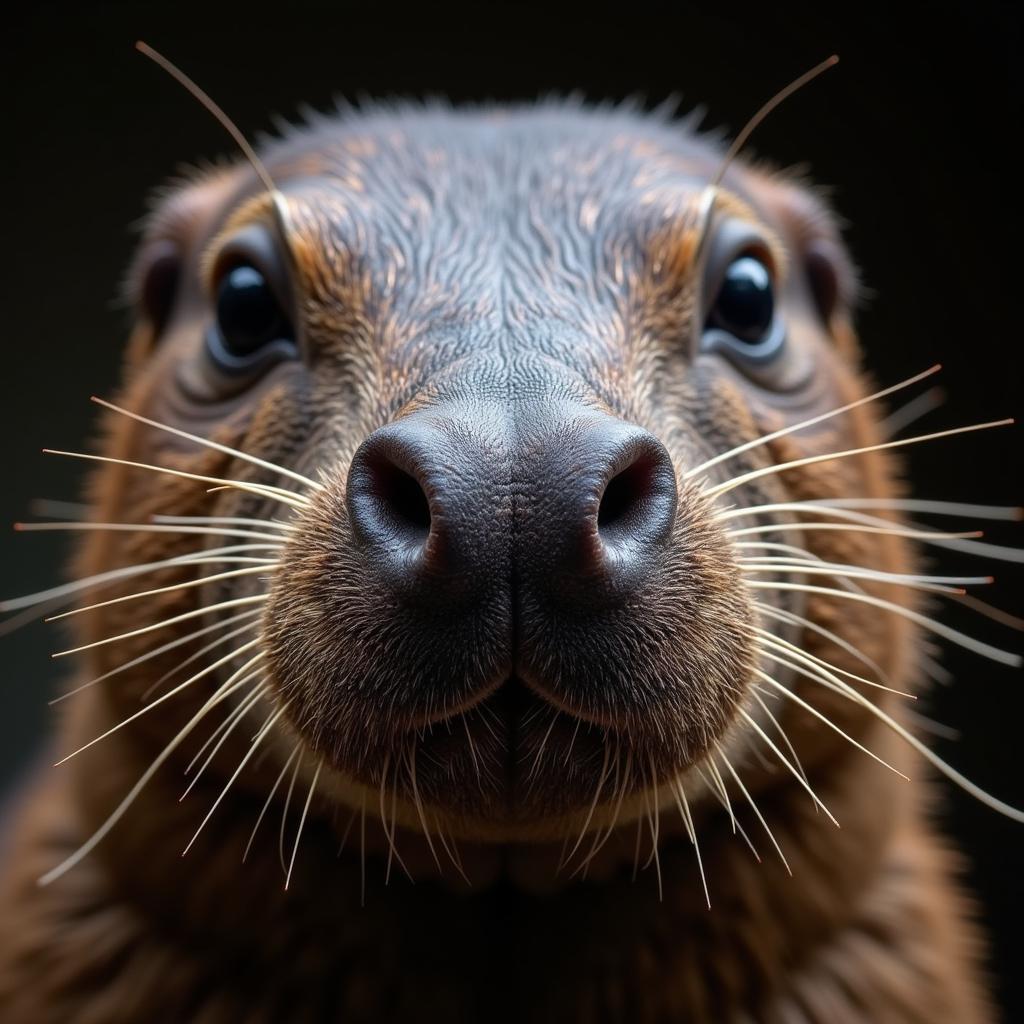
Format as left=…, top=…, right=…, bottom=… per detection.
left=206, top=260, right=297, bottom=375
left=701, top=243, right=786, bottom=367
left=709, top=255, right=774, bottom=344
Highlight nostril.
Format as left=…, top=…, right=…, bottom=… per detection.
left=598, top=455, right=656, bottom=533
left=596, top=439, right=677, bottom=552
left=346, top=418, right=468, bottom=588
left=365, top=455, right=432, bottom=543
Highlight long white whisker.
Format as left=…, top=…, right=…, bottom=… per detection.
left=92, top=396, right=322, bottom=492
left=1, top=543, right=280, bottom=615
left=919, top=647, right=954, bottom=687
left=559, top=741, right=613, bottom=870
left=741, top=539, right=919, bottom=681
left=407, top=743, right=441, bottom=873
left=390, top=781, right=415, bottom=881
left=181, top=682, right=269, bottom=795
left=38, top=669, right=260, bottom=886
left=806, top=498, right=1022, bottom=521
left=733, top=528, right=978, bottom=552
left=729, top=521, right=983, bottom=543
left=380, top=757, right=412, bottom=884
left=741, top=560, right=987, bottom=592
left=52, top=595, right=266, bottom=659
left=946, top=591, right=1024, bottom=631
left=670, top=778, right=710, bottom=908
left=747, top=688, right=811, bottom=790
left=706, top=419, right=1013, bottom=501
left=756, top=628, right=913, bottom=698
left=879, top=385, right=945, bottom=438
left=139, top=617, right=263, bottom=703
left=47, top=563, right=278, bottom=622
left=53, top=644, right=264, bottom=766
left=740, top=552, right=991, bottom=586
left=244, top=746, right=298, bottom=863
left=761, top=631, right=909, bottom=706
left=747, top=581, right=1022, bottom=666
left=526, top=711, right=560, bottom=782
left=754, top=601, right=893, bottom=690
left=716, top=745, right=791, bottom=874
left=278, top=753, right=303, bottom=874
left=432, top=819, right=471, bottom=886
left=693, top=763, right=761, bottom=861
left=738, top=707, right=839, bottom=826
left=737, top=536, right=991, bottom=593
left=285, top=758, right=323, bottom=890
left=683, top=365, right=941, bottom=480
left=753, top=669, right=909, bottom=780
left=571, top=745, right=629, bottom=878
left=642, top=767, right=663, bottom=900
left=641, top=762, right=661, bottom=873
left=722, top=503, right=1023, bottom=563
left=27, top=498, right=92, bottom=520
left=919, top=535, right=1024, bottom=565
left=359, top=798, right=367, bottom=906
left=696, top=760, right=735, bottom=833
left=152, top=513, right=294, bottom=532
left=43, top=449, right=309, bottom=510
left=52, top=609, right=261, bottom=706
left=798, top=669, right=1024, bottom=823
left=16, top=520, right=288, bottom=544
left=182, top=703, right=288, bottom=857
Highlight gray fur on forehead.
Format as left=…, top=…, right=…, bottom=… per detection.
left=260, top=99, right=726, bottom=197
left=268, top=97, right=715, bottom=155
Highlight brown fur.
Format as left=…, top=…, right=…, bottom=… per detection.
left=0, top=101, right=993, bottom=1021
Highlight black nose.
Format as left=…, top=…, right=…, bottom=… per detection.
left=345, top=405, right=677, bottom=605
left=518, top=412, right=678, bottom=605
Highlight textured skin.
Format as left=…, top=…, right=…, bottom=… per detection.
left=0, top=103, right=993, bottom=1021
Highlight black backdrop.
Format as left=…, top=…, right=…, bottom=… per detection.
left=3, top=1, right=1022, bottom=1017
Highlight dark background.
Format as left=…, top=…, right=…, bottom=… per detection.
left=3, top=1, right=1022, bottom=1017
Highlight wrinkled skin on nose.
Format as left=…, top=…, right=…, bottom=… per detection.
left=267, top=356, right=753, bottom=821
left=345, top=377, right=679, bottom=710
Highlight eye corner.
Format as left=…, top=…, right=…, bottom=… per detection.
left=126, top=237, right=183, bottom=336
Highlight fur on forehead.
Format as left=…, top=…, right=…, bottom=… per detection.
left=132, top=99, right=855, bottom=299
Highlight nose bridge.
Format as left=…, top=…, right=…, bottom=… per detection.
left=383, top=349, right=611, bottom=493
left=396, top=347, right=606, bottom=418
left=346, top=346, right=678, bottom=603
left=391, top=354, right=622, bottom=508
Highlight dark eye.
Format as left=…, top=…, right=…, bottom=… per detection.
left=710, top=256, right=774, bottom=343
left=207, top=263, right=296, bottom=374
left=702, top=252, right=785, bottom=364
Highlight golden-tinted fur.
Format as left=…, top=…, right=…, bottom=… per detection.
left=0, top=102, right=995, bottom=1021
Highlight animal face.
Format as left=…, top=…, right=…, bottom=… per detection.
left=89, top=102, right=901, bottom=857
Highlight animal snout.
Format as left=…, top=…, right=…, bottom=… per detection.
left=345, top=404, right=678, bottom=608
left=272, top=394, right=742, bottom=776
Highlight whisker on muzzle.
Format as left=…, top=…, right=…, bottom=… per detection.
left=50, top=608, right=263, bottom=705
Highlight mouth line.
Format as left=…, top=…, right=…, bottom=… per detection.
left=408, top=673, right=619, bottom=737
left=412, top=676, right=586, bottom=753
left=404, top=675, right=510, bottom=730
left=399, top=673, right=589, bottom=735
left=385, top=678, right=612, bottom=810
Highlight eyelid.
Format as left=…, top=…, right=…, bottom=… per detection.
left=702, top=217, right=787, bottom=300
left=200, top=219, right=292, bottom=313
